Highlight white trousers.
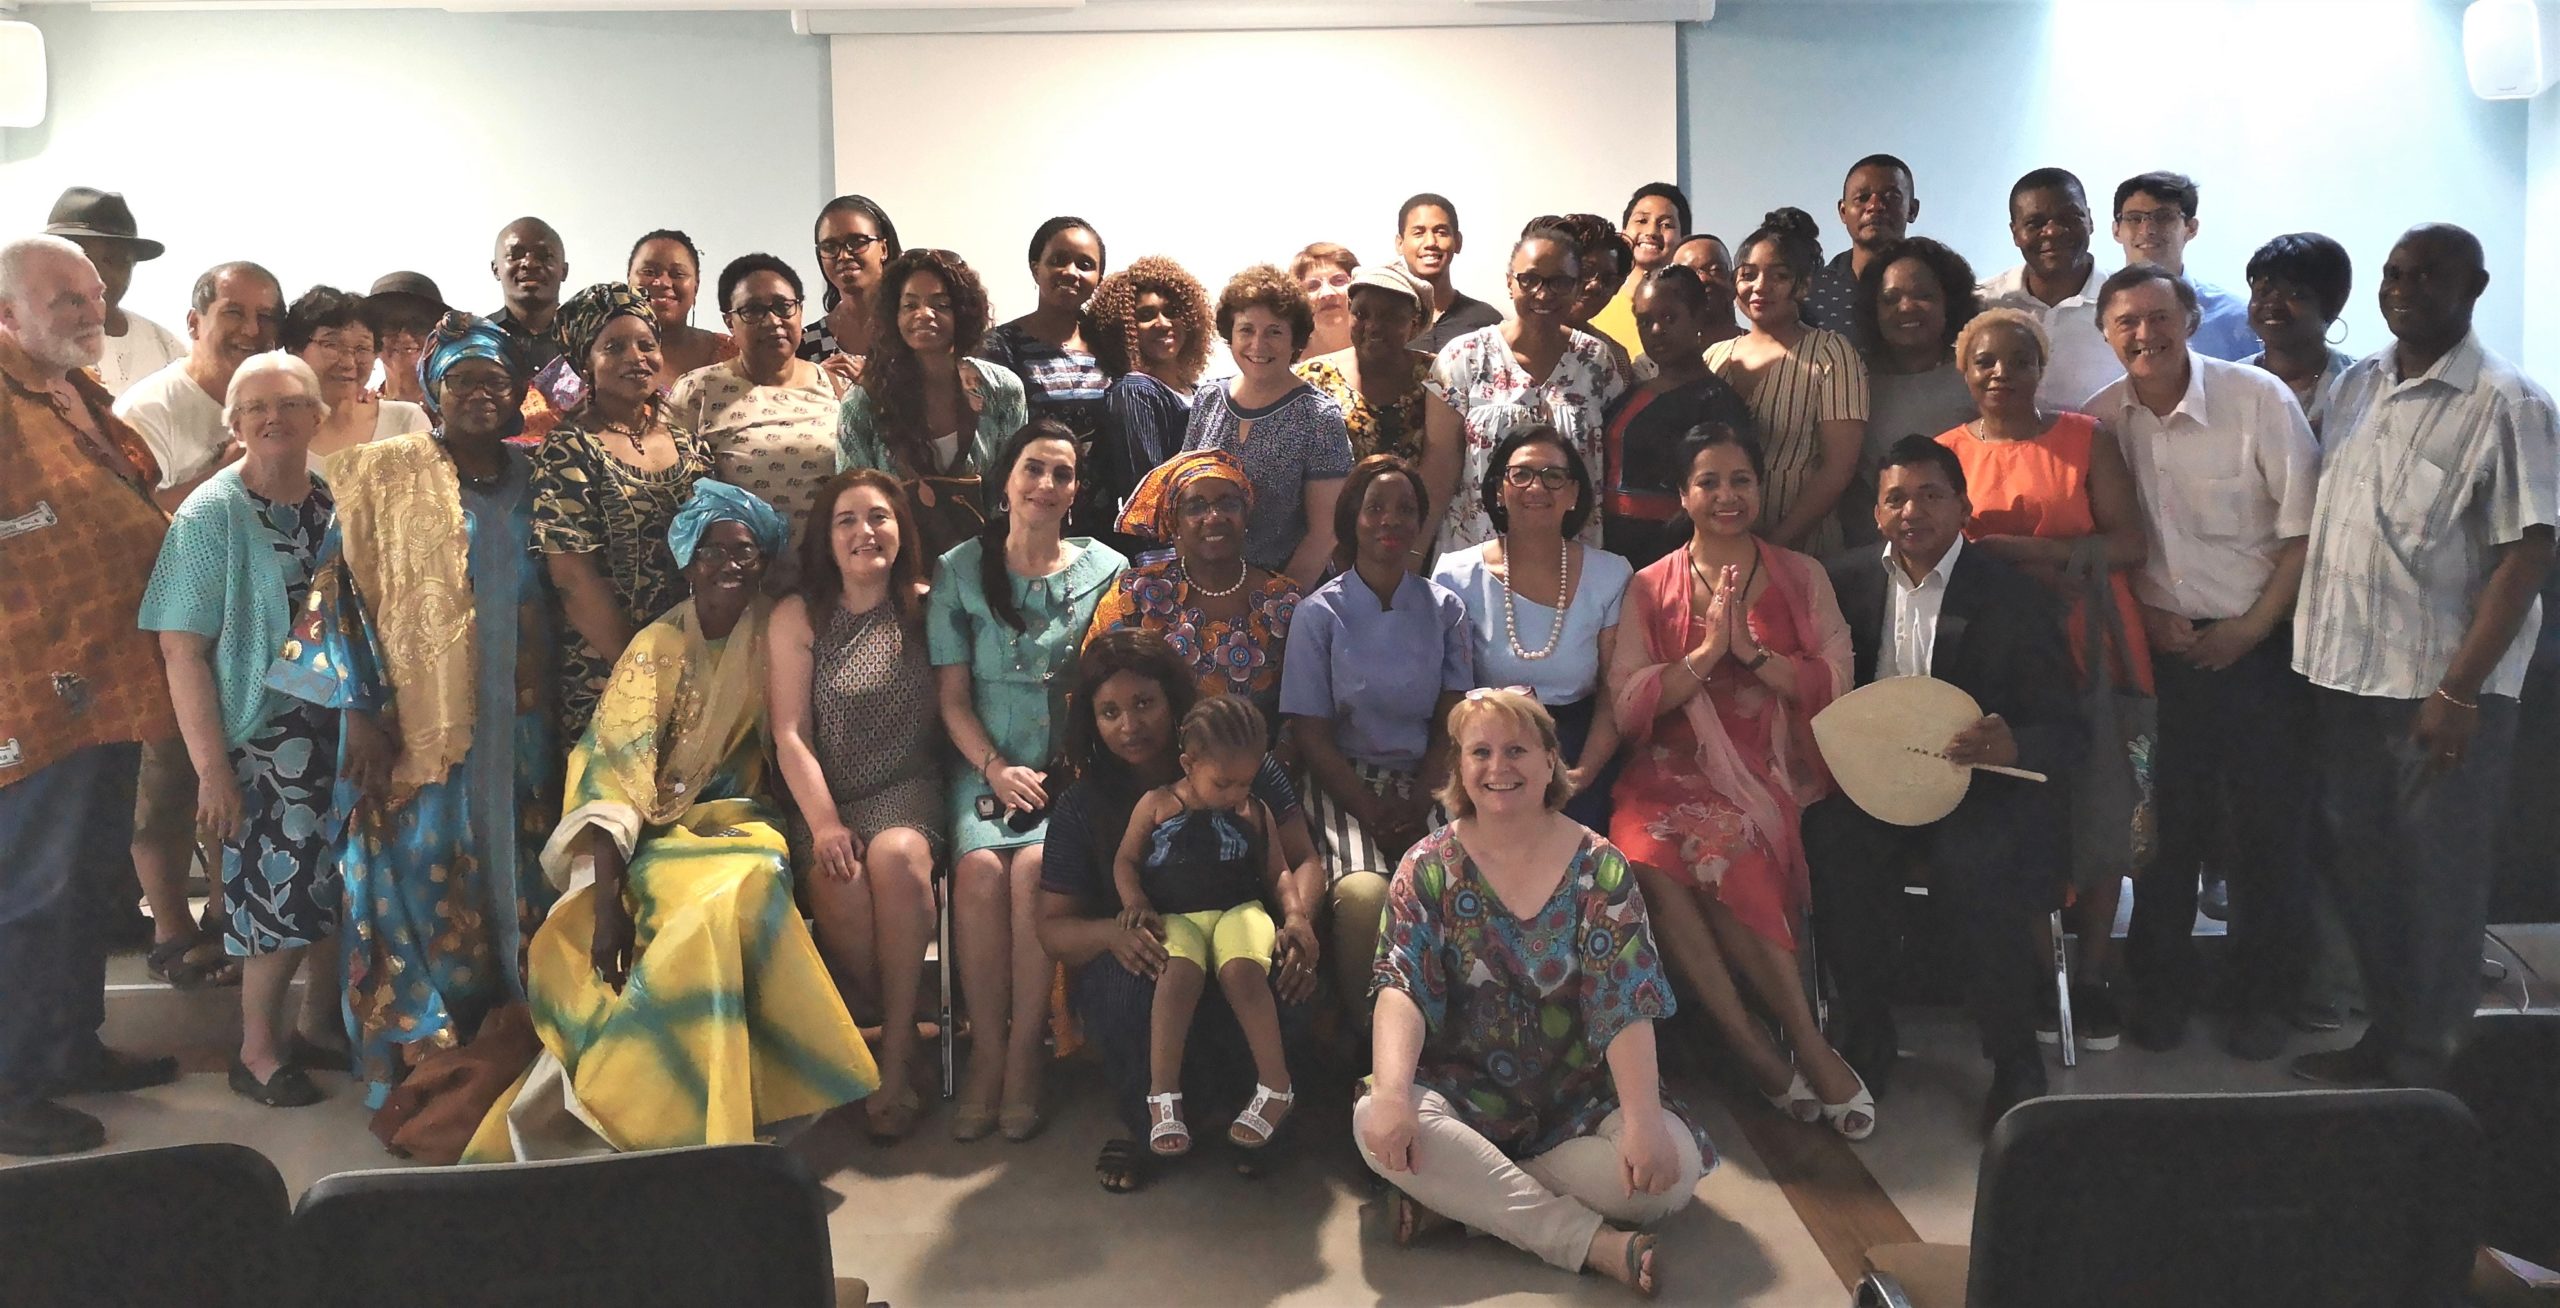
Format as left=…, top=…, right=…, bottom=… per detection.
left=1353, top=1086, right=1705, bottom=1271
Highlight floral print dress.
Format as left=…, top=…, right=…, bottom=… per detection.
left=1425, top=325, right=1629, bottom=552
left=1373, top=825, right=1709, bottom=1162
left=1083, top=551, right=1301, bottom=723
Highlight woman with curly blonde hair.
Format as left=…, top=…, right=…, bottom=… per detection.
left=1177, top=264, right=1354, bottom=589
left=1086, top=255, right=1214, bottom=551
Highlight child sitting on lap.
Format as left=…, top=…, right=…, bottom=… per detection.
left=1112, top=696, right=1296, bottom=1158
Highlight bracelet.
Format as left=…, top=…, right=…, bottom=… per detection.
left=1680, top=655, right=1709, bottom=687
left=2433, top=686, right=2480, bottom=711
left=978, top=749, right=1004, bottom=775
left=1739, top=647, right=1771, bottom=672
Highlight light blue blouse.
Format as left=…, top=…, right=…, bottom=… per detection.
left=138, top=466, right=333, bottom=748
left=1432, top=543, right=1633, bottom=706
left=1278, top=570, right=1473, bottom=769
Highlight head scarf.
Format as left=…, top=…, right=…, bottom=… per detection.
left=555, top=281, right=657, bottom=383
left=668, top=478, right=789, bottom=569
left=1114, top=449, right=1253, bottom=545
left=419, top=311, right=529, bottom=426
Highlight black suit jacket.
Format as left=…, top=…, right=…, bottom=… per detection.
left=1825, top=541, right=2087, bottom=787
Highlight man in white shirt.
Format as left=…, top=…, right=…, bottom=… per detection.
left=1806, top=436, right=2087, bottom=1133
left=112, top=261, right=281, bottom=511
left=2092, top=264, right=2321, bottom=1062
left=2108, top=172, right=2259, bottom=362
left=2292, top=224, right=2557, bottom=1089
left=40, top=188, right=184, bottom=397
left=1978, top=167, right=2119, bottom=412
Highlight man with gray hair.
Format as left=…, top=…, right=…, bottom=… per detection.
left=0, top=236, right=184, bottom=1156
left=114, top=259, right=282, bottom=513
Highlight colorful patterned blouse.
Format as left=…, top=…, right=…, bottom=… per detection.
left=1425, top=325, right=1629, bottom=551
left=1083, top=549, right=1301, bottom=716
left=1374, top=824, right=1705, bottom=1161
left=1295, top=348, right=1431, bottom=464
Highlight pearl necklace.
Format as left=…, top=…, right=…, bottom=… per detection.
left=1500, top=534, right=1573, bottom=661
left=1180, top=556, right=1247, bottom=598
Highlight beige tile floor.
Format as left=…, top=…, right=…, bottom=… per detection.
left=21, top=1010, right=2372, bottom=1308
left=32, top=923, right=2554, bottom=1306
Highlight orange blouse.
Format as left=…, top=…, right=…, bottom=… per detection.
left=1937, top=413, right=2153, bottom=694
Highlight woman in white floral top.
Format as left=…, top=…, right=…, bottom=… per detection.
left=1420, top=222, right=1629, bottom=557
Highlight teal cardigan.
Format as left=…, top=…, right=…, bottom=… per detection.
left=138, top=465, right=331, bottom=749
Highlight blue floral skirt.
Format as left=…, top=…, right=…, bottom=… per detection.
left=220, top=699, right=342, bottom=956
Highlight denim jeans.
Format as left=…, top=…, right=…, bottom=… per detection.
left=0, top=743, right=140, bottom=1108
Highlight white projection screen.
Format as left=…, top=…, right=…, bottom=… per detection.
left=830, top=24, right=1678, bottom=321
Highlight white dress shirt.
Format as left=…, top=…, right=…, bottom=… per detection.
left=1879, top=533, right=1964, bottom=680
left=2096, top=353, right=2320, bottom=622
left=2295, top=332, right=2559, bottom=701
left=1979, top=261, right=2121, bottom=415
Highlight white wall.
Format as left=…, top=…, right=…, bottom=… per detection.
left=829, top=25, right=1678, bottom=320
left=2, top=6, right=828, bottom=334
left=1682, top=0, right=2533, bottom=362
left=5, top=1, right=2541, bottom=372
left=2528, top=87, right=2560, bottom=384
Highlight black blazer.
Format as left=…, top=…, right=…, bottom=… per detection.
left=1825, top=542, right=2087, bottom=784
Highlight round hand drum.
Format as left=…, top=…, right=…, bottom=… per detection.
left=1811, top=676, right=2042, bottom=827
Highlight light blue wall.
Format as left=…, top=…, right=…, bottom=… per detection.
left=3, top=6, right=828, bottom=332
left=1682, top=0, right=2533, bottom=361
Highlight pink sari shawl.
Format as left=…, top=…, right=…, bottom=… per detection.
left=1609, top=541, right=1851, bottom=894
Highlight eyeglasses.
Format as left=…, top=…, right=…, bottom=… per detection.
left=1301, top=272, right=1352, bottom=294
left=817, top=235, right=886, bottom=260
left=1510, top=271, right=1575, bottom=297
left=1176, top=490, right=1245, bottom=517
left=690, top=541, right=765, bottom=565
left=2114, top=207, right=2189, bottom=231
left=440, top=374, right=516, bottom=398
left=726, top=298, right=803, bottom=324
left=1463, top=685, right=1536, bottom=702
left=233, top=397, right=320, bottom=421
left=1502, top=466, right=1573, bottom=491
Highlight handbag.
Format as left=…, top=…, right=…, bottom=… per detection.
left=2064, top=539, right=2157, bottom=884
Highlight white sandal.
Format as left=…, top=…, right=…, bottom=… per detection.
left=1146, top=1091, right=1191, bottom=1157
left=1228, top=1083, right=1295, bottom=1149
left=1821, top=1070, right=1877, bottom=1142
left=1763, top=1070, right=1821, bottom=1123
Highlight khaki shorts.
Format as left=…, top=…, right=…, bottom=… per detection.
left=131, top=737, right=199, bottom=846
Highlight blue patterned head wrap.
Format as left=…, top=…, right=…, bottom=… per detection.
left=668, top=478, right=789, bottom=569
left=419, top=311, right=530, bottom=430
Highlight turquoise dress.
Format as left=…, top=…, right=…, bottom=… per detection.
left=925, top=536, right=1125, bottom=854
left=268, top=448, right=558, bottom=1107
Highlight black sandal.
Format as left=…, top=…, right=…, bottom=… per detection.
left=1094, top=1138, right=1149, bottom=1194
left=147, top=936, right=237, bottom=990
left=228, top=1059, right=323, bottom=1108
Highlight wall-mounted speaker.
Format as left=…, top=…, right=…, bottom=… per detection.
left=0, top=20, right=44, bottom=128
left=2465, top=0, right=2559, bottom=100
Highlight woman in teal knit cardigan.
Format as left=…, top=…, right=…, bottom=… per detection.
left=138, top=350, right=342, bottom=1109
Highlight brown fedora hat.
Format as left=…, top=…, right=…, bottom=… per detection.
left=43, top=187, right=165, bottom=261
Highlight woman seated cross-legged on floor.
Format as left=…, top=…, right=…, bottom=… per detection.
left=1604, top=422, right=1874, bottom=1140
left=1356, top=689, right=1708, bottom=1298
left=1036, top=630, right=1330, bottom=1193
left=466, top=480, right=879, bottom=1161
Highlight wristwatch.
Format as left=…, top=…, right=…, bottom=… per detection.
left=1740, top=648, right=1772, bottom=672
